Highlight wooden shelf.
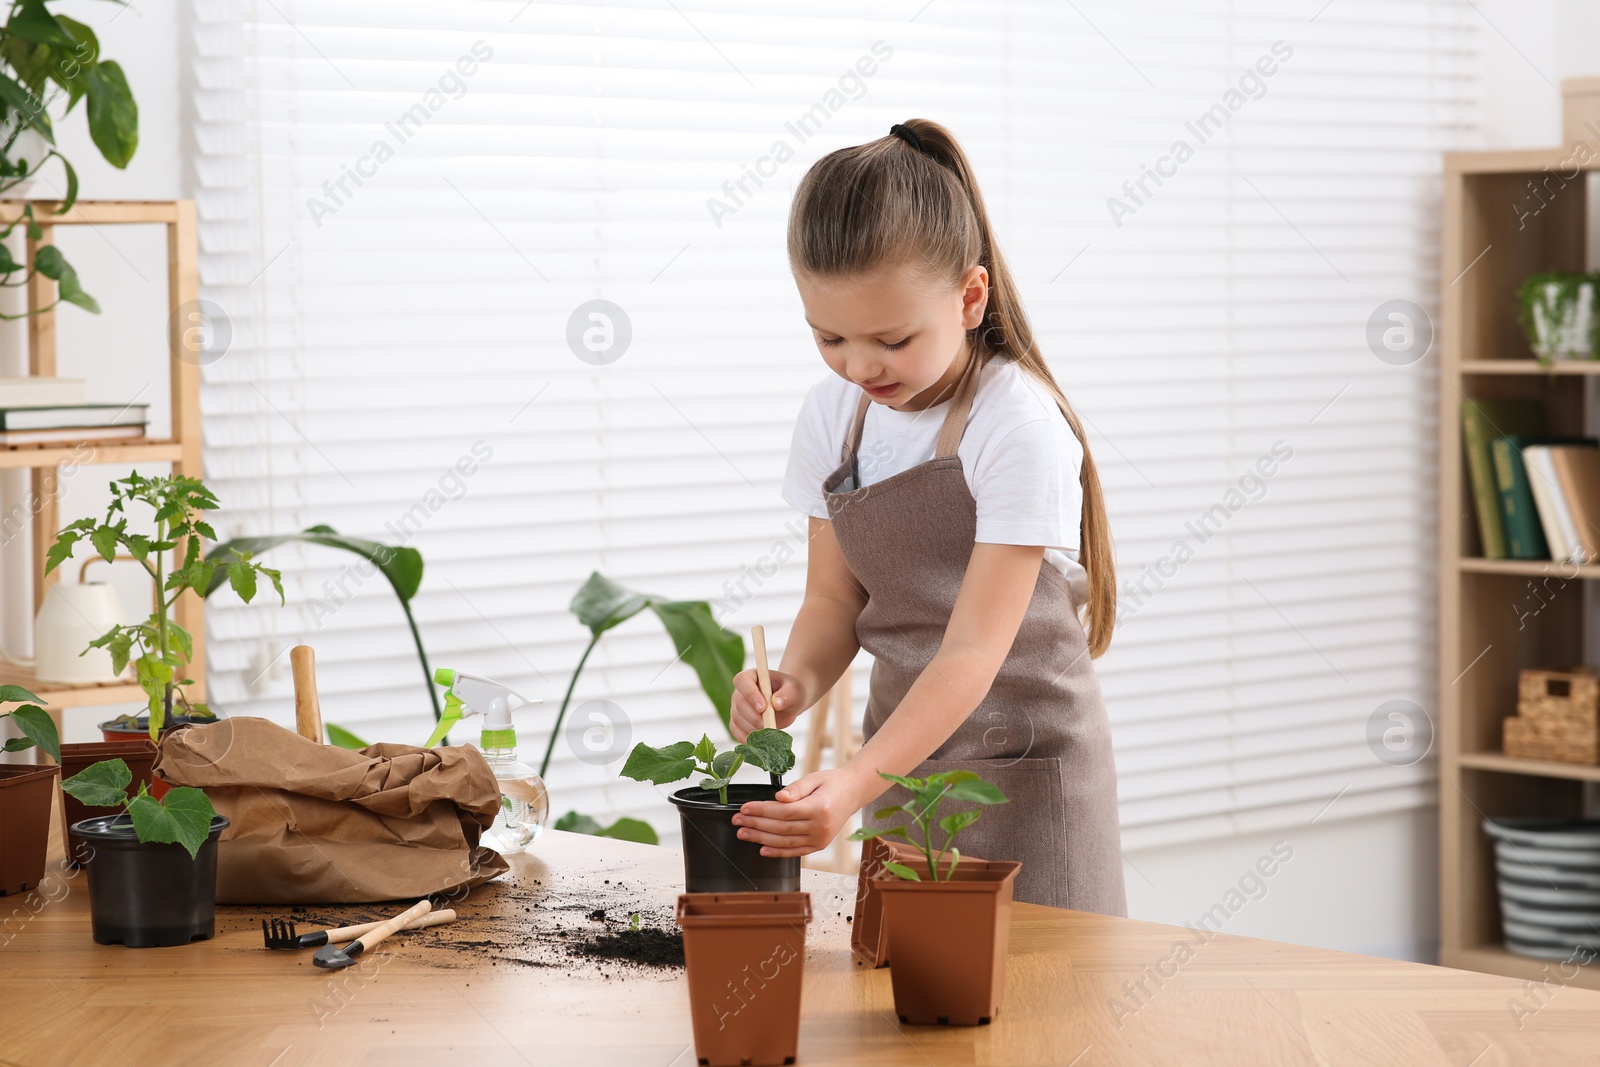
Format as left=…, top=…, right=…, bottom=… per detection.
left=1458, top=557, right=1600, bottom=578
left=0, top=200, right=180, bottom=225
left=1442, top=945, right=1600, bottom=990
left=0, top=438, right=182, bottom=469
left=0, top=662, right=143, bottom=711
left=1458, top=751, right=1600, bottom=783
left=1444, top=147, right=1600, bottom=175
left=1462, top=359, right=1600, bottom=375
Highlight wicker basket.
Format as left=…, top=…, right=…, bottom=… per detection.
left=1503, top=668, right=1600, bottom=765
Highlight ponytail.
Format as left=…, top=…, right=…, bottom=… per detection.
left=789, top=119, right=1117, bottom=657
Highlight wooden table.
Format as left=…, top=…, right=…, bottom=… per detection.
left=4, top=829, right=1599, bottom=1066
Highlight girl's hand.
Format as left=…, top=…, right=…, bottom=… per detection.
left=729, top=668, right=803, bottom=741
left=731, top=767, right=866, bottom=857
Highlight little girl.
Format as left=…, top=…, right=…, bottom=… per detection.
left=727, top=119, right=1125, bottom=914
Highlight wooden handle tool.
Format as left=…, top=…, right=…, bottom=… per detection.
left=291, top=645, right=323, bottom=744
left=312, top=899, right=432, bottom=969
left=311, top=909, right=456, bottom=948
left=751, top=625, right=782, bottom=786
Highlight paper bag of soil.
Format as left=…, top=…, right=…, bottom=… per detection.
left=155, top=716, right=509, bottom=903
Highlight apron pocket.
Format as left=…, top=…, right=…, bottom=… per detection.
left=863, top=756, right=1070, bottom=909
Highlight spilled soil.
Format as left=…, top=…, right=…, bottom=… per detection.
left=224, top=865, right=686, bottom=978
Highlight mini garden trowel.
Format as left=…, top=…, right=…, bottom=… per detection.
left=312, top=898, right=433, bottom=970
left=751, top=625, right=783, bottom=789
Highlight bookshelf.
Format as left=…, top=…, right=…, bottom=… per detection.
left=1438, top=85, right=1600, bottom=986
left=0, top=200, right=205, bottom=739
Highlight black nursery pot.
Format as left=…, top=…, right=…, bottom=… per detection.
left=72, top=813, right=230, bottom=947
left=669, top=785, right=801, bottom=894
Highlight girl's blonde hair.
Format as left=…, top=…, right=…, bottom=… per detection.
left=788, top=118, right=1116, bottom=657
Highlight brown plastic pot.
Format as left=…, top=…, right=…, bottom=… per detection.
left=0, top=764, right=60, bottom=896
left=676, top=891, right=811, bottom=1067
left=59, top=739, right=160, bottom=860
left=873, top=858, right=1021, bottom=1025
left=851, top=837, right=929, bottom=967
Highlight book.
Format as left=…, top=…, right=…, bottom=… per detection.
left=0, top=404, right=147, bottom=431
left=1492, top=435, right=1550, bottom=560
left=1550, top=446, right=1600, bottom=563
left=1524, top=444, right=1595, bottom=563
left=0, top=377, right=86, bottom=408
left=1461, top=399, right=1545, bottom=559
left=0, top=425, right=145, bottom=445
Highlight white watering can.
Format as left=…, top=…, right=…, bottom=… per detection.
left=4, top=558, right=136, bottom=684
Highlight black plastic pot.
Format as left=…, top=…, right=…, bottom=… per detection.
left=669, top=784, right=800, bottom=894
left=72, top=813, right=229, bottom=947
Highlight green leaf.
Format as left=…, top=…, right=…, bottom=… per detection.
left=594, top=817, right=658, bottom=845
left=847, top=825, right=909, bottom=842
left=569, top=572, right=650, bottom=636
left=56, top=152, right=77, bottom=212
left=226, top=559, right=257, bottom=602
left=5, top=704, right=60, bottom=761
left=650, top=599, right=743, bottom=731
left=325, top=723, right=369, bottom=750
left=736, top=728, right=795, bottom=776
left=9, top=2, right=81, bottom=48
left=873, top=805, right=907, bottom=821
left=44, top=530, right=79, bottom=574
left=618, top=741, right=696, bottom=785
left=944, top=847, right=961, bottom=881
left=0, top=72, right=52, bottom=142
left=127, top=787, right=214, bottom=860
left=554, top=811, right=601, bottom=835
left=31, top=244, right=96, bottom=312
left=944, top=778, right=1009, bottom=806
left=877, top=771, right=923, bottom=791
left=62, top=758, right=132, bottom=808
left=89, top=522, right=120, bottom=561
left=167, top=621, right=193, bottom=662
left=105, top=630, right=134, bottom=675
left=938, top=808, right=983, bottom=839
left=205, top=528, right=420, bottom=603
left=698, top=776, right=731, bottom=792
left=0, top=684, right=43, bottom=705
left=882, top=861, right=921, bottom=882
left=84, top=61, right=137, bottom=169
left=709, top=749, right=741, bottom=779
left=692, top=734, right=718, bottom=768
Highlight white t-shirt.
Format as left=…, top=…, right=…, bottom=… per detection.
left=782, top=357, right=1089, bottom=606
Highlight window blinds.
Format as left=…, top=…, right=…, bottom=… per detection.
left=189, top=0, right=1478, bottom=849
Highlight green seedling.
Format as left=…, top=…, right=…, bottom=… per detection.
left=629, top=912, right=641, bottom=932
left=620, top=730, right=796, bottom=806
left=61, top=757, right=217, bottom=860
left=849, top=770, right=1009, bottom=882
left=0, top=684, right=59, bottom=762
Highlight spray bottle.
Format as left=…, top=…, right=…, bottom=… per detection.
left=431, top=667, right=549, bottom=854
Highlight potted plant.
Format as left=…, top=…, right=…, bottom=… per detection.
left=850, top=769, right=1016, bottom=1025
left=0, top=0, right=141, bottom=318
left=1519, top=271, right=1600, bottom=364
left=621, top=730, right=798, bottom=892
left=46, top=472, right=283, bottom=744
left=61, top=758, right=227, bottom=946
left=0, top=684, right=60, bottom=895
left=675, top=891, right=811, bottom=1067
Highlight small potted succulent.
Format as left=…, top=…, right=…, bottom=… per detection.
left=61, top=758, right=228, bottom=946
left=621, top=730, right=797, bottom=892
left=1519, top=271, right=1600, bottom=364
left=0, top=684, right=61, bottom=895
left=676, top=891, right=811, bottom=1067
left=850, top=769, right=1016, bottom=1025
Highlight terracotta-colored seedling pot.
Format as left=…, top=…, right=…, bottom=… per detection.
left=852, top=837, right=958, bottom=968
left=0, top=764, right=60, bottom=895
left=58, top=739, right=159, bottom=861
left=676, top=891, right=811, bottom=1067
left=873, top=858, right=1021, bottom=1025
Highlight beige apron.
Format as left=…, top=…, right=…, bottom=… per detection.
left=822, top=355, right=1127, bottom=914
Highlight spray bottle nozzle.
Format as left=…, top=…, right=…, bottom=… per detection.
left=425, top=668, right=539, bottom=749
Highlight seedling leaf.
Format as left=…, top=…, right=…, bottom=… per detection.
left=62, top=758, right=132, bottom=808
left=620, top=741, right=696, bottom=785
left=882, top=861, right=921, bottom=882
left=736, top=728, right=795, bottom=776
left=944, top=778, right=1010, bottom=806
left=847, top=825, right=908, bottom=842
left=938, top=808, right=983, bottom=838
left=6, top=704, right=60, bottom=761
left=128, top=787, right=214, bottom=860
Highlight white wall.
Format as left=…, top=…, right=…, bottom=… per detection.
left=0, top=0, right=182, bottom=742
left=4, top=2, right=1593, bottom=965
